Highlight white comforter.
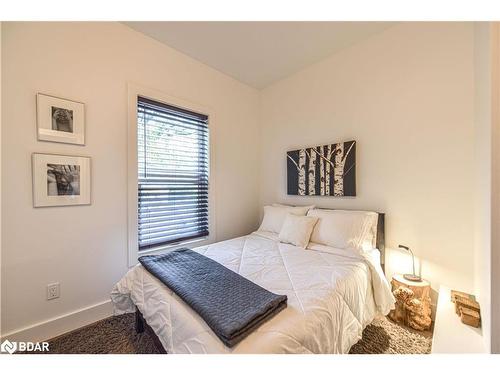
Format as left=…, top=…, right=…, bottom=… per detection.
left=111, top=231, right=395, bottom=354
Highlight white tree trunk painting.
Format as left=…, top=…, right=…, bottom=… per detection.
left=311, top=146, right=335, bottom=195
left=333, top=143, right=344, bottom=196
left=298, top=149, right=306, bottom=195
left=287, top=141, right=355, bottom=196
left=333, top=142, right=356, bottom=196
left=319, top=146, right=325, bottom=195
left=325, top=144, right=332, bottom=195
left=307, top=149, right=317, bottom=195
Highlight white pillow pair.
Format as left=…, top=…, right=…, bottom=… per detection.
left=307, top=209, right=379, bottom=251
left=258, top=204, right=314, bottom=233
left=258, top=204, right=317, bottom=248
left=278, top=209, right=379, bottom=251
left=258, top=204, right=379, bottom=251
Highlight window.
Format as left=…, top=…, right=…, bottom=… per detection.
left=137, top=96, right=209, bottom=251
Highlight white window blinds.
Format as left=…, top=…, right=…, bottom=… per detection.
left=137, top=96, right=209, bottom=251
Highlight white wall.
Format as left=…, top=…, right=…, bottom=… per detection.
left=473, top=22, right=492, bottom=353
left=0, top=21, right=3, bottom=339
left=491, top=23, right=500, bottom=355
left=1, top=22, right=261, bottom=338
left=260, top=22, right=476, bottom=298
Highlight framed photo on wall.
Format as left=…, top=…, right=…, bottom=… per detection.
left=32, top=153, right=91, bottom=207
left=36, top=93, right=85, bottom=145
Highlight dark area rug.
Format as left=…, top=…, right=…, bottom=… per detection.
left=38, top=313, right=432, bottom=354
left=42, top=314, right=160, bottom=354
left=349, top=315, right=432, bottom=354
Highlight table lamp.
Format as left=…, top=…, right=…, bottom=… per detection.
left=398, top=244, right=422, bottom=282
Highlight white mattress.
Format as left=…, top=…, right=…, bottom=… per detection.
left=111, top=231, right=395, bottom=354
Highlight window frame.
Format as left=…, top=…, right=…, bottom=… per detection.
left=127, top=84, right=216, bottom=267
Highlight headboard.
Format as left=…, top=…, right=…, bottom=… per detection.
left=376, top=213, right=385, bottom=272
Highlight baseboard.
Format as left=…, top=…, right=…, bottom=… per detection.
left=1, top=300, right=113, bottom=343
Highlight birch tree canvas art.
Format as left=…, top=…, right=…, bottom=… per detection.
left=287, top=140, right=356, bottom=196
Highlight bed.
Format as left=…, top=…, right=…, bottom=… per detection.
left=111, top=210, right=394, bottom=354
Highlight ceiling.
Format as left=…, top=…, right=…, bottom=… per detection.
left=124, top=22, right=396, bottom=89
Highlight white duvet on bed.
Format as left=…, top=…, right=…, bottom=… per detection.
left=111, top=231, right=395, bottom=354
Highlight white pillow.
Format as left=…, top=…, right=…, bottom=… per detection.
left=258, top=205, right=313, bottom=233
left=278, top=214, right=319, bottom=248
left=307, top=209, right=378, bottom=251
left=272, top=203, right=315, bottom=211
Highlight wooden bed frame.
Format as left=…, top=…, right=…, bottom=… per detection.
left=134, top=211, right=385, bottom=353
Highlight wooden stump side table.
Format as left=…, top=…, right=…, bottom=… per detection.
left=388, top=274, right=432, bottom=331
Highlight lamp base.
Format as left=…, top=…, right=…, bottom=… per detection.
left=403, top=273, right=422, bottom=282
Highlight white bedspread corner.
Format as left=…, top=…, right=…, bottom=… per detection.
left=362, top=249, right=396, bottom=315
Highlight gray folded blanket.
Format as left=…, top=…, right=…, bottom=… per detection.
left=139, top=249, right=287, bottom=347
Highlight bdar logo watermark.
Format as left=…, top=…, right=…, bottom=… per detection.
left=1, top=339, right=49, bottom=354
left=1, top=340, right=17, bottom=354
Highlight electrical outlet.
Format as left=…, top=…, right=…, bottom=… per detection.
left=47, top=282, right=60, bottom=300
